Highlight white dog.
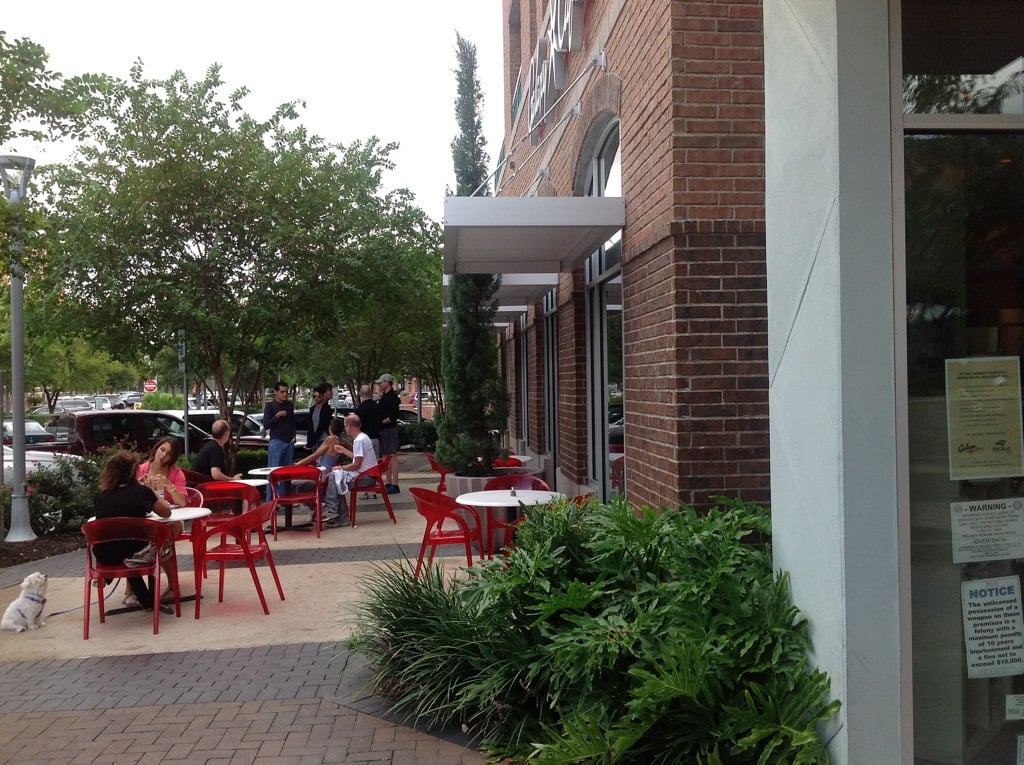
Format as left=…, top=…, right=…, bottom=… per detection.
left=1, top=571, right=48, bottom=632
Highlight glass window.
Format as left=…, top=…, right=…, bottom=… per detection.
left=585, top=123, right=624, bottom=500
left=906, top=132, right=1024, bottom=764
left=903, top=1, right=1024, bottom=115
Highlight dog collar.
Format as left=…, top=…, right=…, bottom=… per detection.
left=23, top=594, right=45, bottom=605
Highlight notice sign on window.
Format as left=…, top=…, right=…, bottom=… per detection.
left=946, top=357, right=1024, bottom=480
left=950, top=498, right=1024, bottom=563
left=962, top=576, right=1024, bottom=678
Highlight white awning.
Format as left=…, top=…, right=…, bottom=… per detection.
left=443, top=195, right=625, bottom=275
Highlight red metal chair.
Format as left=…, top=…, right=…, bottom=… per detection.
left=81, top=517, right=181, bottom=639
left=268, top=465, right=324, bottom=538
left=348, top=454, right=397, bottom=528
left=192, top=502, right=285, bottom=619
left=198, top=481, right=262, bottom=516
left=182, top=468, right=210, bottom=488
left=426, top=453, right=453, bottom=493
left=482, top=474, right=551, bottom=491
left=409, top=487, right=484, bottom=578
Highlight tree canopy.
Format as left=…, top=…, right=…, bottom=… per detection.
left=35, top=62, right=437, bottom=415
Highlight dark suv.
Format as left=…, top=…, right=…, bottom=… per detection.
left=36, top=410, right=268, bottom=457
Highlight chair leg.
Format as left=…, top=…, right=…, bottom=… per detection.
left=414, top=536, right=430, bottom=579
left=264, top=550, right=286, bottom=602
left=382, top=488, right=397, bottom=524
left=240, top=543, right=270, bottom=614
left=151, top=568, right=161, bottom=635
left=83, top=577, right=92, bottom=640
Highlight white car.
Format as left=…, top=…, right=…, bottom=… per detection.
left=0, top=449, right=81, bottom=487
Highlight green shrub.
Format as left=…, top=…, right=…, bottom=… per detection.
left=398, top=422, right=438, bottom=451
left=349, top=497, right=838, bottom=764
left=232, top=449, right=267, bottom=476
left=0, top=453, right=104, bottom=534
left=142, top=391, right=185, bottom=409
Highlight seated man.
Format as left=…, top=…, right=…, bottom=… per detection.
left=322, top=413, right=377, bottom=527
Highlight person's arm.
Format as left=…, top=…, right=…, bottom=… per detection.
left=151, top=492, right=172, bottom=518
left=295, top=434, right=337, bottom=466
left=164, top=466, right=187, bottom=506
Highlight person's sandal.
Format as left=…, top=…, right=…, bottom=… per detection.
left=160, top=588, right=176, bottom=604
left=123, top=594, right=140, bottom=608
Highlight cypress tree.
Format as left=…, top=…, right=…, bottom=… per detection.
left=435, top=34, right=508, bottom=474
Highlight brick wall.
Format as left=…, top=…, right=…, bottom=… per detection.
left=491, top=0, right=769, bottom=507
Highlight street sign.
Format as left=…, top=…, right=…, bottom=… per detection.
left=144, top=379, right=158, bottom=393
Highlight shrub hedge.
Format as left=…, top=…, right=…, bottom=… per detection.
left=349, top=496, right=838, bottom=764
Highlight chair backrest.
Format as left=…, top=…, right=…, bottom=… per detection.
left=196, top=501, right=275, bottom=547
left=182, top=468, right=210, bottom=488
left=82, top=517, right=170, bottom=550
left=183, top=487, right=205, bottom=507
left=483, top=474, right=551, bottom=491
left=426, top=454, right=451, bottom=475
left=410, top=487, right=480, bottom=526
left=198, top=481, right=261, bottom=514
left=268, top=466, right=322, bottom=499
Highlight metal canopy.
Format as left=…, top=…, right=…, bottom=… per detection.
left=443, top=195, right=625, bottom=275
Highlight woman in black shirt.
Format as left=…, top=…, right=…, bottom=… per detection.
left=93, top=450, right=172, bottom=611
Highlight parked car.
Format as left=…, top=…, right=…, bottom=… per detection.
left=160, top=410, right=266, bottom=441
left=57, top=396, right=94, bottom=411
left=1, top=449, right=81, bottom=488
left=3, top=420, right=57, bottom=446
left=27, top=409, right=268, bottom=457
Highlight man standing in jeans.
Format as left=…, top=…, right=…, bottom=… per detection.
left=263, top=381, right=296, bottom=499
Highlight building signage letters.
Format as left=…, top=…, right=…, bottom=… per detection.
left=528, top=0, right=587, bottom=142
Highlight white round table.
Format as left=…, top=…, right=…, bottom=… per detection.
left=455, top=489, right=565, bottom=557
left=247, top=466, right=275, bottom=477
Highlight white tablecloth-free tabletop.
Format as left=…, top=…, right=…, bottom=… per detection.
left=456, top=489, right=563, bottom=508
left=152, top=506, right=213, bottom=523
left=247, top=466, right=275, bottom=476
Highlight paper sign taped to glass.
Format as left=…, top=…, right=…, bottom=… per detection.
left=945, top=357, right=1024, bottom=480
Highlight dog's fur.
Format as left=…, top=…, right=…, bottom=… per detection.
left=1, top=571, right=48, bottom=632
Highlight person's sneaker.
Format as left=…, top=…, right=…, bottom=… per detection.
left=386, top=484, right=400, bottom=494
left=325, top=514, right=349, bottom=527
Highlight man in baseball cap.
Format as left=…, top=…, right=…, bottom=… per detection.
left=375, top=374, right=400, bottom=492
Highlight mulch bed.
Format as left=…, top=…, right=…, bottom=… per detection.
left=0, top=530, right=85, bottom=568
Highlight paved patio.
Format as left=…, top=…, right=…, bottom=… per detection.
left=0, top=456, right=489, bottom=764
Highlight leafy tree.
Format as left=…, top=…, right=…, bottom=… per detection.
left=0, top=31, right=108, bottom=148
left=434, top=34, right=507, bottom=473
left=37, top=64, right=404, bottom=447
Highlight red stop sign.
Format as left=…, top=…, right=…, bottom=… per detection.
left=143, top=379, right=158, bottom=393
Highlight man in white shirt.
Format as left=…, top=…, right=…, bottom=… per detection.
left=323, top=413, right=377, bottom=526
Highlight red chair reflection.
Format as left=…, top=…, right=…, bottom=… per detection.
left=192, top=502, right=285, bottom=619
left=82, top=517, right=181, bottom=639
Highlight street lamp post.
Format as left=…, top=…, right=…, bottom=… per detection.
left=1, top=155, right=36, bottom=542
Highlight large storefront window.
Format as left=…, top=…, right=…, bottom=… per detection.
left=907, top=133, right=1024, bottom=764
left=903, top=2, right=1024, bottom=761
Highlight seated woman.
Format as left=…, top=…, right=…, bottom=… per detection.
left=93, top=449, right=173, bottom=612
left=137, top=436, right=188, bottom=507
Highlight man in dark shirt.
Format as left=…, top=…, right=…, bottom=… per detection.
left=191, top=419, right=241, bottom=480
left=354, top=383, right=381, bottom=457
left=307, top=382, right=334, bottom=452
left=375, top=374, right=401, bottom=494
left=263, top=381, right=296, bottom=499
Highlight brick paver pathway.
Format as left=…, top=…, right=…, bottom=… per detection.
left=0, top=641, right=486, bottom=764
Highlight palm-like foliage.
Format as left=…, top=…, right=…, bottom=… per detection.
left=349, top=497, right=838, bottom=763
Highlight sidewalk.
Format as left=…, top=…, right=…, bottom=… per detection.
left=0, top=457, right=489, bottom=764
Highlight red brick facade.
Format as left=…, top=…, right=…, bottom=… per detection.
left=495, top=0, right=768, bottom=508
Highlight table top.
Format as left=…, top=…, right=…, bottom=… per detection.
left=154, top=506, right=213, bottom=523
left=228, top=478, right=268, bottom=488
left=505, top=455, right=533, bottom=464
left=456, top=489, right=564, bottom=508
left=247, top=466, right=275, bottom=476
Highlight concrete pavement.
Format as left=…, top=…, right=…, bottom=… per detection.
left=0, top=456, right=490, bottom=764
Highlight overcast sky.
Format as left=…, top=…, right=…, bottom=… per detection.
left=2, top=1, right=505, bottom=222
